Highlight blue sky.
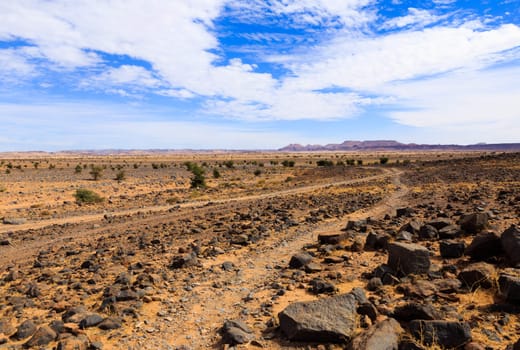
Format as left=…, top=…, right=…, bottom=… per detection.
left=0, top=0, right=519, bottom=151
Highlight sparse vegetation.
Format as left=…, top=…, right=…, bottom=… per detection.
left=75, top=164, right=82, bottom=173
left=89, top=165, right=103, bottom=180
left=254, top=169, right=262, bottom=176
left=223, top=160, right=234, bottom=169
left=115, top=170, right=126, bottom=182
left=316, top=159, right=334, bottom=167
left=282, top=160, right=295, bottom=167
left=379, top=157, right=389, bottom=165
left=213, top=168, right=221, bottom=178
left=187, top=163, right=206, bottom=189
left=74, top=188, right=104, bottom=204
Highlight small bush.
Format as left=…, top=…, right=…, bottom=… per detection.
left=188, top=163, right=206, bottom=189
left=357, top=160, right=363, bottom=166
left=254, top=169, right=262, bottom=176
left=379, top=157, right=389, bottom=165
left=213, top=168, right=221, bottom=178
left=223, top=160, right=234, bottom=169
left=316, top=159, right=334, bottom=167
left=75, top=164, right=82, bottom=173
left=89, top=166, right=103, bottom=180
left=74, top=189, right=104, bottom=204
left=282, top=160, right=295, bottom=167
left=115, top=170, right=126, bottom=181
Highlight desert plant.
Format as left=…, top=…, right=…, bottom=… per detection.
left=89, top=166, right=103, bottom=180
left=316, top=159, right=334, bottom=167
left=115, top=170, right=126, bottom=182
left=74, top=188, right=104, bottom=204
left=188, top=163, right=206, bottom=189
left=254, top=169, right=262, bottom=176
left=75, top=164, right=82, bottom=173
left=282, top=160, right=295, bottom=167
left=357, top=160, right=363, bottom=166
left=379, top=157, right=389, bottom=165
left=213, top=168, right=221, bottom=178
left=223, top=160, right=234, bottom=169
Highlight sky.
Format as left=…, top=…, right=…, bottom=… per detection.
left=0, top=0, right=520, bottom=151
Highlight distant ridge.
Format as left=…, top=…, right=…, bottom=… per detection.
left=279, top=140, right=520, bottom=152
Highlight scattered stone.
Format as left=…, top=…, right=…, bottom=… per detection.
left=393, top=302, right=441, bottom=322
left=387, top=242, right=430, bottom=276
left=458, top=262, right=495, bottom=290
left=427, top=218, right=453, bottom=230
left=79, top=314, right=104, bottom=329
left=278, top=291, right=359, bottom=342
left=498, top=271, right=520, bottom=304
left=348, top=318, right=402, bottom=350
left=501, top=225, right=520, bottom=267
left=400, top=220, right=422, bottom=235
left=367, top=277, right=383, bottom=291
left=97, top=317, right=122, bottom=330
left=409, top=320, right=472, bottom=348
left=438, top=225, right=461, bottom=239
left=396, top=208, right=415, bottom=218
left=318, top=232, right=347, bottom=245
left=309, top=278, right=336, bottom=294
left=459, top=213, right=489, bottom=234
left=418, top=225, right=438, bottom=240
left=23, top=325, right=57, bottom=348
left=289, top=252, right=313, bottom=269
left=56, top=335, right=89, bottom=350
left=12, top=320, right=36, bottom=340
left=465, top=232, right=502, bottom=261
left=170, top=252, right=199, bottom=269
left=0, top=318, right=15, bottom=336
left=221, top=320, right=253, bottom=345
left=440, top=240, right=465, bottom=259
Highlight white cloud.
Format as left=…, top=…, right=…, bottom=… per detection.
left=382, top=8, right=445, bottom=29
left=0, top=49, right=36, bottom=81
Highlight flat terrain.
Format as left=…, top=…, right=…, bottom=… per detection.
left=0, top=152, right=519, bottom=349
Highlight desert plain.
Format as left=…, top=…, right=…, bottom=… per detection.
left=0, top=151, right=519, bottom=349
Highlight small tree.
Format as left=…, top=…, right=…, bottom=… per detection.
left=213, top=168, right=221, bottom=178
left=379, top=157, right=389, bottom=165
left=89, top=165, right=103, bottom=180
left=186, top=163, right=206, bottom=189
left=75, top=164, right=82, bottom=174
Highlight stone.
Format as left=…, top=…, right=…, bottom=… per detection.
left=0, top=318, right=15, bottom=336
left=409, top=320, right=472, bottom=348
left=79, top=314, right=104, bottom=329
left=440, top=240, right=465, bottom=258
left=221, top=320, right=253, bottom=345
left=365, top=232, right=390, bottom=251
left=23, top=325, right=57, bottom=348
left=393, top=303, right=441, bottom=322
left=501, top=225, right=520, bottom=267
left=278, top=291, right=359, bottom=342
left=367, top=277, right=383, bottom=291
left=438, top=225, right=461, bottom=239
left=418, top=225, right=438, bottom=240
left=56, top=335, right=89, bottom=350
left=400, top=220, right=422, bottom=235
left=348, top=318, right=402, bottom=350
left=318, top=232, right=348, bottom=245
left=12, top=320, right=36, bottom=340
left=169, top=252, right=198, bottom=269
left=289, top=252, right=313, bottom=269
left=2, top=217, right=27, bottom=225
left=459, top=213, right=489, bottom=234
left=309, top=278, right=336, bottom=294
left=396, top=207, right=415, bottom=217
left=458, top=262, right=495, bottom=290
left=498, top=271, right=520, bottom=304
left=465, top=232, right=502, bottom=261
left=387, top=242, right=430, bottom=276
left=97, top=317, right=122, bottom=330
left=427, top=218, right=453, bottom=230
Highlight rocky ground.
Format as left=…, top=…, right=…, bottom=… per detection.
left=0, top=152, right=519, bottom=349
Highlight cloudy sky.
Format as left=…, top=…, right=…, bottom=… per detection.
left=1, top=0, right=519, bottom=151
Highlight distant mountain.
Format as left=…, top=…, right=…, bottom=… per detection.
left=278, top=140, right=520, bottom=152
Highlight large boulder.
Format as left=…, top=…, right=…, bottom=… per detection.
left=498, top=270, right=520, bottom=304
left=458, top=262, right=495, bottom=290
left=387, top=242, right=430, bottom=276
left=501, top=225, right=520, bottom=267
left=465, top=232, right=502, bottom=261
left=409, top=320, right=472, bottom=348
left=459, top=213, right=489, bottom=234
left=278, top=290, right=360, bottom=342
left=348, top=318, right=402, bottom=350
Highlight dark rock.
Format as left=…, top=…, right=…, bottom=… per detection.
left=169, top=252, right=198, bottom=269
left=116, top=289, right=140, bottom=301
left=346, top=219, right=368, bottom=231
left=318, top=232, right=348, bottom=245
left=23, top=325, right=56, bottom=348
left=387, top=242, right=430, bottom=276
left=396, top=231, right=413, bottom=242
left=365, top=232, right=390, bottom=251
left=396, top=207, right=415, bottom=217
left=501, top=225, right=520, bottom=267
left=97, top=317, right=122, bottom=330
left=221, top=320, right=253, bottom=345
left=49, top=320, right=65, bottom=334
left=418, top=225, right=438, bottom=240
left=465, top=232, right=502, bottom=261
left=62, top=306, right=88, bottom=323
left=400, top=220, right=421, bottom=235
left=221, top=261, right=235, bottom=271
left=459, top=213, right=489, bottom=234
left=12, top=320, right=36, bottom=340
left=309, top=278, right=336, bottom=294
left=289, top=252, right=313, bottom=269
left=438, top=225, right=461, bottom=239
left=367, top=277, right=383, bottom=291
left=427, top=218, right=453, bottom=230
left=409, top=320, right=471, bottom=348
left=458, top=262, right=495, bottom=290
left=304, top=262, right=323, bottom=273
left=357, top=303, right=378, bottom=323
left=498, top=271, right=520, bottom=304
left=278, top=291, right=359, bottom=342
left=79, top=314, right=104, bottom=329
left=393, top=303, right=441, bottom=322
left=348, top=318, right=402, bottom=350
left=440, top=240, right=465, bottom=258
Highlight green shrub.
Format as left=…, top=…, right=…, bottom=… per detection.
left=115, top=170, right=126, bottom=181
left=316, top=159, right=334, bottom=167
left=282, top=160, right=295, bottom=167
left=89, top=166, right=103, bottom=180
left=75, top=164, right=82, bottom=173
left=254, top=169, right=262, bottom=176
left=188, top=163, right=206, bottom=189
left=379, top=157, right=389, bottom=165
left=213, top=168, right=221, bottom=178
left=74, top=189, right=104, bottom=204
left=223, top=160, right=234, bottom=169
